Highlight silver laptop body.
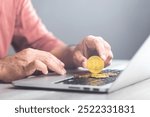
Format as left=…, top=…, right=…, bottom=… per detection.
left=12, top=36, right=150, bottom=93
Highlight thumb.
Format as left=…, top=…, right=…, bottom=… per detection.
left=25, top=60, right=48, bottom=76
left=82, top=60, right=87, bottom=68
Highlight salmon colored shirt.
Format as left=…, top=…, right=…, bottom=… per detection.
left=0, top=0, right=63, bottom=58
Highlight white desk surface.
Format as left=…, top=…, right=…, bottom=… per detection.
left=1, top=60, right=150, bottom=100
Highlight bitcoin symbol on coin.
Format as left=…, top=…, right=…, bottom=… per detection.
left=87, top=56, right=104, bottom=74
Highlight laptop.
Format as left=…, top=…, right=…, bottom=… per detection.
left=12, top=35, right=150, bottom=93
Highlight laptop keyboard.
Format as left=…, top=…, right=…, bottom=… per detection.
left=55, top=69, right=122, bottom=86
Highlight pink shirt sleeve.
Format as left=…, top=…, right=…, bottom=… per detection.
left=12, top=0, right=64, bottom=52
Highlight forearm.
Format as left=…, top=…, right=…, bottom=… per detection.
left=50, top=44, right=77, bottom=69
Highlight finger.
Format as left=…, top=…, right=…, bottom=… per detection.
left=103, top=40, right=113, bottom=67
left=84, top=36, right=107, bottom=60
left=73, top=50, right=87, bottom=68
left=37, top=51, right=66, bottom=75
left=44, top=54, right=66, bottom=75
left=94, top=38, right=107, bottom=61
left=37, top=50, right=65, bottom=67
left=47, top=53, right=65, bottom=67
left=25, top=60, right=48, bottom=76
left=47, top=60, right=66, bottom=75
left=105, top=51, right=113, bottom=67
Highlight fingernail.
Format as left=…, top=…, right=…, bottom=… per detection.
left=101, top=54, right=106, bottom=61
left=44, top=70, right=48, bottom=74
left=61, top=69, right=66, bottom=75
left=60, top=62, right=65, bottom=67
left=82, top=61, right=87, bottom=68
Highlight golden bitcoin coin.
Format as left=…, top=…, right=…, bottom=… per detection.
left=87, top=56, right=104, bottom=74
left=91, top=73, right=109, bottom=78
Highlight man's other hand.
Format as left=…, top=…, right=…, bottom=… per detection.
left=73, top=35, right=113, bottom=68
left=0, top=48, right=66, bottom=82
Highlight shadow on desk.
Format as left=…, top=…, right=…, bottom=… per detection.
left=0, top=80, right=10, bottom=84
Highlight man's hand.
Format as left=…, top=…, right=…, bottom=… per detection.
left=0, top=48, right=66, bottom=82
left=73, top=35, right=113, bottom=68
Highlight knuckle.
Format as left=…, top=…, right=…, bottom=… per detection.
left=30, top=60, right=39, bottom=68
left=84, top=35, right=95, bottom=42
left=43, top=51, right=51, bottom=56
left=85, top=35, right=105, bottom=42
left=94, top=38, right=100, bottom=43
left=97, top=37, right=104, bottom=43
left=93, top=36, right=104, bottom=44
left=98, top=36, right=104, bottom=40
left=105, top=42, right=111, bottom=50
left=106, top=45, right=111, bottom=51
left=87, top=35, right=94, bottom=39
left=32, top=60, right=39, bottom=67
left=45, top=53, right=54, bottom=61
left=47, top=52, right=52, bottom=57
left=23, top=48, right=34, bottom=55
